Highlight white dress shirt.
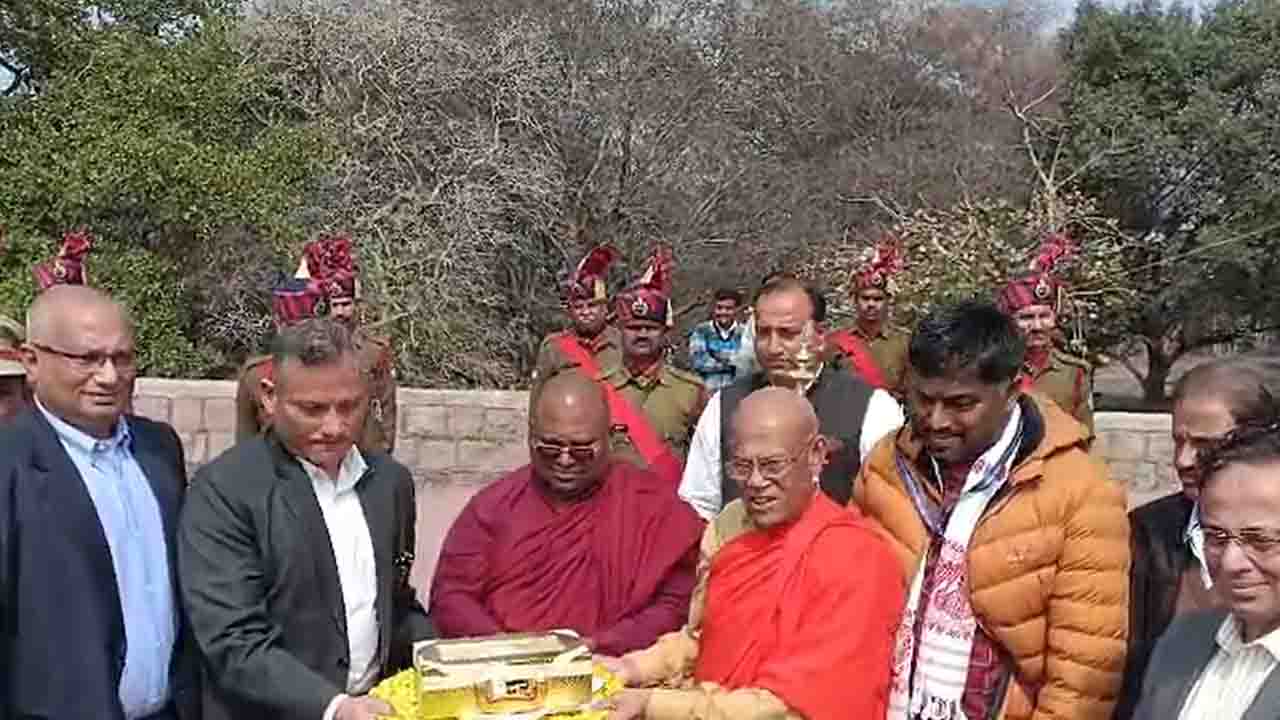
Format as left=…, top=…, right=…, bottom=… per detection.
left=678, top=382, right=905, bottom=520
left=300, top=448, right=380, bottom=720
left=731, top=314, right=758, bottom=379
left=1184, top=504, right=1213, bottom=589
left=1178, top=614, right=1280, bottom=720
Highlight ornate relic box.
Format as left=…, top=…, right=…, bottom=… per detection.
left=413, top=630, right=595, bottom=719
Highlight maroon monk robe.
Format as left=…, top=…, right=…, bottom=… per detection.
left=429, top=461, right=703, bottom=655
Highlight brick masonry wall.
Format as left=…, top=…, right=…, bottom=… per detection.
left=133, top=378, right=1180, bottom=594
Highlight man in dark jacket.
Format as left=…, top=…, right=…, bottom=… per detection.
left=1119, top=356, right=1279, bottom=719
left=180, top=318, right=432, bottom=720
left=0, top=286, right=200, bottom=720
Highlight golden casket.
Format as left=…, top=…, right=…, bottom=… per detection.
left=412, top=631, right=595, bottom=719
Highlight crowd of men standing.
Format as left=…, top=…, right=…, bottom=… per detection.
left=0, top=229, right=1278, bottom=720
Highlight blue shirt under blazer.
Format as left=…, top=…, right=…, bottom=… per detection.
left=0, top=406, right=200, bottom=720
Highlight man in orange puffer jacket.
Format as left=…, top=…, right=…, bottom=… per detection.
left=852, top=300, right=1129, bottom=720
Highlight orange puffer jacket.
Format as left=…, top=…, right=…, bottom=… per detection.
left=852, top=395, right=1129, bottom=720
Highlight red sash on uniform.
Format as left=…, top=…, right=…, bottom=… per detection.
left=828, top=330, right=888, bottom=389
left=554, top=334, right=683, bottom=487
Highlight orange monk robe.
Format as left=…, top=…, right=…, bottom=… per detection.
left=623, top=495, right=905, bottom=720
left=429, top=461, right=703, bottom=655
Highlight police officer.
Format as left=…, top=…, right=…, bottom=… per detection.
left=998, top=232, right=1095, bottom=431
left=532, top=244, right=623, bottom=386
left=828, top=238, right=909, bottom=391
left=602, top=246, right=706, bottom=464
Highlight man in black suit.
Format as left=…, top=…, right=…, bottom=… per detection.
left=180, top=318, right=431, bottom=720
left=0, top=285, right=200, bottom=720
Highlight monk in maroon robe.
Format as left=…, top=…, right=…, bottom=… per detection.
left=430, top=371, right=703, bottom=655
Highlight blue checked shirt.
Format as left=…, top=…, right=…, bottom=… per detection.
left=688, top=320, right=746, bottom=391
left=38, top=401, right=176, bottom=719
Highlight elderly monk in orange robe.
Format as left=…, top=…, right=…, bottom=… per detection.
left=430, top=371, right=703, bottom=655
left=599, top=387, right=906, bottom=720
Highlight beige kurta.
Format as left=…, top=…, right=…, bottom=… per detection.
left=620, top=503, right=803, bottom=720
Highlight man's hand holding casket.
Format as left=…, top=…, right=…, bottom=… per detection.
left=334, top=695, right=396, bottom=720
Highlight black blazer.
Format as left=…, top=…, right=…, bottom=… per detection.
left=1133, top=609, right=1280, bottom=720
left=0, top=408, right=201, bottom=720
left=178, top=433, right=432, bottom=720
left=1116, top=493, right=1196, bottom=720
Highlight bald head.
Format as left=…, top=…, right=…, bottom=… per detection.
left=533, top=371, right=610, bottom=433
left=22, top=285, right=136, bottom=439
left=26, top=285, right=131, bottom=346
left=529, top=371, right=612, bottom=501
left=732, top=387, right=819, bottom=445
left=729, top=387, right=825, bottom=528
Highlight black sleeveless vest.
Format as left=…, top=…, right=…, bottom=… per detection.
left=719, top=366, right=874, bottom=508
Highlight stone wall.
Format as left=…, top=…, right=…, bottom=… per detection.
left=1093, top=412, right=1178, bottom=509
left=132, top=379, right=1181, bottom=592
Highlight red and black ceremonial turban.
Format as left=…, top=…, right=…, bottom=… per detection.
left=998, top=232, right=1075, bottom=313
left=615, top=244, right=674, bottom=327
left=32, top=229, right=93, bottom=291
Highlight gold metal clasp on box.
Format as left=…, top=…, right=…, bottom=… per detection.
left=482, top=674, right=545, bottom=705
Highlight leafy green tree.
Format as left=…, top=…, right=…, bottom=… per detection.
left=0, top=23, right=331, bottom=375
left=1061, top=0, right=1280, bottom=401
left=808, top=189, right=1138, bottom=366
left=0, top=0, right=238, bottom=94
left=0, top=229, right=211, bottom=375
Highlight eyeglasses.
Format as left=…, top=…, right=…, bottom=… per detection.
left=726, top=435, right=816, bottom=483
left=30, top=343, right=137, bottom=374
left=532, top=441, right=601, bottom=463
left=1203, top=526, right=1280, bottom=560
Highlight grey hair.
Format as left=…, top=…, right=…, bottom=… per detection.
left=1174, top=355, right=1280, bottom=427
left=270, top=318, right=358, bottom=372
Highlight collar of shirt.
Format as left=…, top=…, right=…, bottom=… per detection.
left=1217, top=613, right=1280, bottom=660
left=618, top=360, right=666, bottom=388
left=1023, top=347, right=1055, bottom=376
left=713, top=321, right=739, bottom=340
left=298, top=445, right=368, bottom=495
left=36, top=397, right=130, bottom=457
left=799, top=362, right=827, bottom=395
left=576, top=329, right=615, bottom=354
left=1185, top=504, right=1214, bottom=589
left=854, top=324, right=887, bottom=341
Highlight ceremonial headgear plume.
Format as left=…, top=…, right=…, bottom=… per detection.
left=32, top=229, right=93, bottom=291
left=297, top=233, right=357, bottom=299
left=853, top=237, right=905, bottom=294
left=616, top=244, right=675, bottom=328
left=998, top=231, right=1076, bottom=313
left=271, top=277, right=327, bottom=327
left=564, top=244, right=620, bottom=303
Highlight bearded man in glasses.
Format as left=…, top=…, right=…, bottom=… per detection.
left=430, top=370, right=703, bottom=655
